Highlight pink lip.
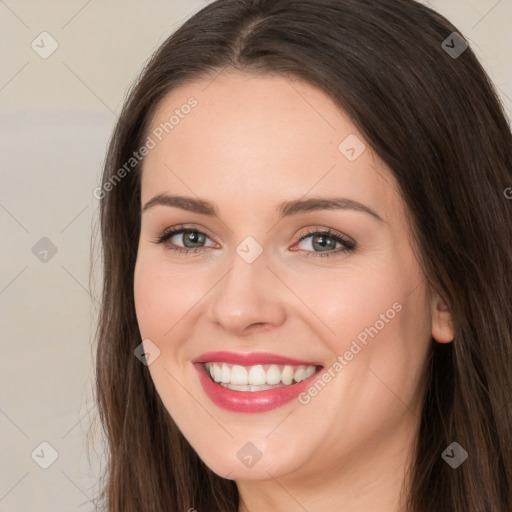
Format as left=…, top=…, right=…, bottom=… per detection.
left=192, top=351, right=323, bottom=413
left=192, top=351, right=321, bottom=367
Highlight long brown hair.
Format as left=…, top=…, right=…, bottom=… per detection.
left=92, top=1, right=512, bottom=510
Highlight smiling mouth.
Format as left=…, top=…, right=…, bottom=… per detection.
left=203, top=362, right=322, bottom=392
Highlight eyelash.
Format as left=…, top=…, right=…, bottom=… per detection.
left=152, top=225, right=356, bottom=258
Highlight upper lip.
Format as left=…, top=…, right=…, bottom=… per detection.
left=192, top=351, right=322, bottom=367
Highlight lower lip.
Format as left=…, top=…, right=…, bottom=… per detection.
left=194, top=364, right=322, bottom=413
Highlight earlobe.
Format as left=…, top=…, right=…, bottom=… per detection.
left=430, top=290, right=455, bottom=343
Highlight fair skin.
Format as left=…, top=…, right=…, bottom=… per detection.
left=133, top=72, right=454, bottom=512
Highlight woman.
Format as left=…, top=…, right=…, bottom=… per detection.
left=93, top=0, right=512, bottom=510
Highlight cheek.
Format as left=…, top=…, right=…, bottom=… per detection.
left=133, top=255, right=204, bottom=419
left=284, top=254, right=431, bottom=399
left=133, top=252, right=210, bottom=340
left=281, top=256, right=412, bottom=349
left=133, top=259, right=167, bottom=339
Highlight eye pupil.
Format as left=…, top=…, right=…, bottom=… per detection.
left=184, top=231, right=205, bottom=247
left=312, top=234, right=336, bottom=251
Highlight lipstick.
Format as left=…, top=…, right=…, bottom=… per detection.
left=193, top=351, right=323, bottom=413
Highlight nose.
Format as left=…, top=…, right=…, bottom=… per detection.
left=205, top=248, right=287, bottom=336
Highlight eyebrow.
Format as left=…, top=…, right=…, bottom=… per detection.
left=142, top=194, right=383, bottom=222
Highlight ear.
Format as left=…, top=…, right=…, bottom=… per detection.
left=430, top=288, right=454, bottom=343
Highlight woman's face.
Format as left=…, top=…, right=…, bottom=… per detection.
left=134, top=72, right=452, bottom=487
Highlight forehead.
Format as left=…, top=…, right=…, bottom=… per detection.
left=146, top=71, right=355, bottom=163
left=141, top=72, right=400, bottom=219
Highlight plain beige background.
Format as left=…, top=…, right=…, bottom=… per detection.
left=0, top=1, right=510, bottom=510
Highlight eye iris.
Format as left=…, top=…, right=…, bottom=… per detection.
left=312, top=234, right=336, bottom=251
left=183, top=231, right=205, bottom=248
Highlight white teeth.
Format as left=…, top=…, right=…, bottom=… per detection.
left=281, top=365, right=294, bottom=385
left=221, top=383, right=281, bottom=392
left=304, top=365, right=316, bottom=379
left=266, top=364, right=281, bottom=385
left=230, top=365, right=249, bottom=385
left=248, top=365, right=267, bottom=385
left=213, top=364, right=222, bottom=383
left=221, top=363, right=231, bottom=383
left=204, top=362, right=318, bottom=388
left=294, top=367, right=306, bottom=383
